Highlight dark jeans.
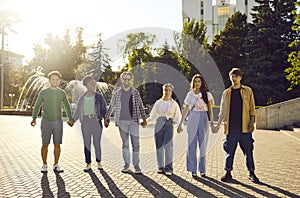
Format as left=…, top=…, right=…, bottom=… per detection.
left=223, top=130, right=255, bottom=171
left=154, top=118, right=174, bottom=172
left=81, top=116, right=102, bottom=164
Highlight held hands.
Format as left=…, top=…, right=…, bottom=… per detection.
left=30, top=120, right=36, bottom=127
left=67, top=120, right=74, bottom=127
left=212, top=124, right=220, bottom=133
left=141, top=119, right=147, bottom=128
left=177, top=124, right=183, bottom=133
left=104, top=118, right=109, bottom=128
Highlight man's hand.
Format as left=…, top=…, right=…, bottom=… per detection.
left=104, top=118, right=109, bottom=128
left=177, top=124, right=183, bottom=133
left=141, top=119, right=147, bottom=128
left=248, top=121, right=255, bottom=132
left=67, top=120, right=74, bottom=127
left=212, top=125, right=220, bottom=133
left=30, top=120, right=36, bottom=127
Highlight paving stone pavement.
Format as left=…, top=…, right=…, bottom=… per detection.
left=0, top=115, right=299, bottom=198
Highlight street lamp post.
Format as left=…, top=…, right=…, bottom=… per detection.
left=8, top=93, right=15, bottom=108
left=1, top=21, right=5, bottom=110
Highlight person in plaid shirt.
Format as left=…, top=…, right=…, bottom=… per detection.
left=104, top=71, right=147, bottom=174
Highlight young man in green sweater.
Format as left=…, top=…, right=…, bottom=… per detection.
left=31, top=71, right=74, bottom=173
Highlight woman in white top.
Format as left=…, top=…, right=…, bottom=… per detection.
left=177, top=74, right=214, bottom=178
left=147, top=83, right=182, bottom=175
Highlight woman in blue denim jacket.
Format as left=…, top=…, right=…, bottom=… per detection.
left=73, top=75, right=107, bottom=172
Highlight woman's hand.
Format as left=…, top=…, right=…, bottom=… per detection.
left=177, top=124, right=183, bottom=133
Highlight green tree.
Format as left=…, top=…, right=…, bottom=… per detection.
left=178, top=18, right=208, bottom=78
left=210, top=12, right=248, bottom=88
left=29, top=28, right=87, bottom=81
left=285, top=1, right=300, bottom=89
left=118, top=32, right=156, bottom=59
left=101, top=65, right=119, bottom=85
left=0, top=0, right=19, bottom=108
left=244, top=0, right=299, bottom=105
left=86, top=33, right=110, bottom=81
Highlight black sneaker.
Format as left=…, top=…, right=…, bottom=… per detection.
left=249, top=172, right=260, bottom=183
left=134, top=165, right=142, bottom=174
left=192, top=172, right=197, bottom=178
left=221, top=171, right=232, bottom=182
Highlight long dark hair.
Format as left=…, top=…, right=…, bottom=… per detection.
left=190, top=74, right=209, bottom=104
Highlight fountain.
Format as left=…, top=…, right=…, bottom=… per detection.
left=13, top=66, right=114, bottom=114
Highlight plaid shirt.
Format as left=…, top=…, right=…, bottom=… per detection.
left=105, top=87, right=146, bottom=126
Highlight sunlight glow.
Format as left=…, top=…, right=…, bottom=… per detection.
left=4, top=0, right=182, bottom=63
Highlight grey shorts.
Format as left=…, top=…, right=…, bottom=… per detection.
left=41, top=119, right=63, bottom=145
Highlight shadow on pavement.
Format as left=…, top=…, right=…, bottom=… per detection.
left=167, top=174, right=216, bottom=197
left=260, top=182, right=299, bottom=198
left=204, top=176, right=279, bottom=198
left=41, top=173, right=54, bottom=198
left=55, top=172, right=70, bottom=198
left=99, top=169, right=127, bottom=198
left=130, top=173, right=177, bottom=198
left=88, top=170, right=113, bottom=197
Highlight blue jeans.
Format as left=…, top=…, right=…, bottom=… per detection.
left=154, top=117, right=174, bottom=172
left=223, top=130, right=255, bottom=171
left=186, top=111, right=209, bottom=173
left=118, top=120, right=140, bottom=166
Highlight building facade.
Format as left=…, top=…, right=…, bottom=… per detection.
left=1, top=51, right=24, bottom=70
left=182, top=0, right=256, bottom=42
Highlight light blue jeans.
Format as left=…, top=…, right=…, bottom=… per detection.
left=186, top=111, right=209, bottom=173
left=118, top=120, right=140, bottom=166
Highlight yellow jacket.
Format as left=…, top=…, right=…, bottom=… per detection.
left=217, top=85, right=256, bottom=134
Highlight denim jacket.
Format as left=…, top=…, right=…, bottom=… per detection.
left=73, top=91, right=107, bottom=126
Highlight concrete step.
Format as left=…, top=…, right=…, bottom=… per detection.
left=283, top=125, right=300, bottom=132
left=284, top=125, right=295, bottom=131
left=293, top=122, right=300, bottom=127
left=294, top=128, right=300, bottom=132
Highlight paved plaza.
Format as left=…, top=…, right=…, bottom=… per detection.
left=0, top=115, right=299, bottom=197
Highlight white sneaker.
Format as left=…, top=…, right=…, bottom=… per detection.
left=200, top=172, right=206, bottom=177
left=84, top=163, right=92, bottom=172
left=97, top=162, right=103, bottom=170
left=53, top=164, right=64, bottom=173
left=41, top=164, right=47, bottom=173
left=165, top=171, right=173, bottom=176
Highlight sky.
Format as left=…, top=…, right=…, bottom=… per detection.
left=2, top=0, right=236, bottom=63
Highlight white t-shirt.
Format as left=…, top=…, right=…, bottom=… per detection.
left=184, top=91, right=214, bottom=111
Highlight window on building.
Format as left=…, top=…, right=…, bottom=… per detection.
left=217, top=6, right=230, bottom=35
left=245, top=0, right=248, bottom=5
left=201, top=9, right=203, bottom=15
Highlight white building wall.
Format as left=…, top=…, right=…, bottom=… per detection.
left=204, top=0, right=213, bottom=43
left=182, top=0, right=201, bottom=20
left=182, top=0, right=256, bottom=42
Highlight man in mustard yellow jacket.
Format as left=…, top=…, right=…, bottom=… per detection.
left=215, top=68, right=259, bottom=183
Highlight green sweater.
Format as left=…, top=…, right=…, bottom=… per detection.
left=32, top=87, right=72, bottom=121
